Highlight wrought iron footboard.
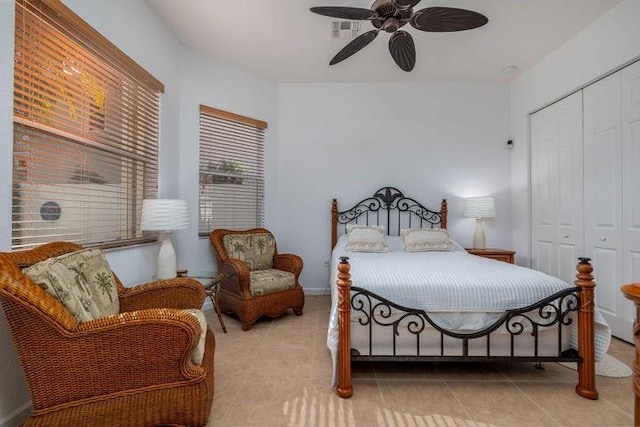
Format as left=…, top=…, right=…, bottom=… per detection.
left=349, top=285, right=582, bottom=364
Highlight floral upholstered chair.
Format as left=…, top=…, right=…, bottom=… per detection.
left=0, top=242, right=214, bottom=427
left=209, top=228, right=305, bottom=330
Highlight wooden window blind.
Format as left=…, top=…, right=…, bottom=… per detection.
left=198, top=105, right=266, bottom=236
left=12, top=0, right=163, bottom=249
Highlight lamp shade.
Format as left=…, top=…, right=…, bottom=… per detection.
left=463, top=197, right=496, bottom=218
left=140, top=199, right=190, bottom=231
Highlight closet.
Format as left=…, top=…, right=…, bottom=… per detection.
left=531, top=60, right=640, bottom=341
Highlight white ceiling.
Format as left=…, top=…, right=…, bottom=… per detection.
left=145, top=0, right=622, bottom=84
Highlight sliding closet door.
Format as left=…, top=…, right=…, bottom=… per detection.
left=621, top=60, right=640, bottom=340
left=583, top=72, right=625, bottom=338
left=531, top=92, right=584, bottom=284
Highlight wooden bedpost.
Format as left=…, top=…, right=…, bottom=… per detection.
left=440, top=199, right=448, bottom=229
left=620, top=282, right=640, bottom=424
left=336, top=256, right=353, bottom=398
left=575, top=257, right=598, bottom=400
left=331, top=199, right=338, bottom=250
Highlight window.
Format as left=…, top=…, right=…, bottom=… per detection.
left=12, top=0, right=163, bottom=249
left=198, top=105, right=266, bottom=236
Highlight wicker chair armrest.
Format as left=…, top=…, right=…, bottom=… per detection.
left=220, top=259, right=251, bottom=298
left=119, top=277, right=205, bottom=312
left=273, top=253, right=303, bottom=278
left=67, top=309, right=207, bottom=389
left=0, top=257, right=79, bottom=330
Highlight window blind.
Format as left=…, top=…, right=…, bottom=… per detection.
left=198, top=105, right=266, bottom=236
left=12, top=0, right=162, bottom=249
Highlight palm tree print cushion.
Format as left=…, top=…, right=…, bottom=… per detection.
left=23, top=249, right=119, bottom=322
left=222, top=233, right=276, bottom=271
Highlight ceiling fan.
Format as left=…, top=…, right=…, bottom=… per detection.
left=310, top=0, right=488, bottom=72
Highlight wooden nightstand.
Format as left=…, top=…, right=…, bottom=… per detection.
left=465, top=248, right=515, bottom=264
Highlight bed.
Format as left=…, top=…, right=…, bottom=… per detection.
left=328, top=186, right=610, bottom=400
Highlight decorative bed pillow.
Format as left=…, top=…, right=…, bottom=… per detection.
left=401, top=228, right=453, bottom=252
left=222, top=232, right=276, bottom=271
left=345, top=225, right=388, bottom=252
left=23, top=248, right=119, bottom=322
left=345, top=224, right=385, bottom=233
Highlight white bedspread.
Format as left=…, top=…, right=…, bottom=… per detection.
left=327, top=236, right=611, bottom=384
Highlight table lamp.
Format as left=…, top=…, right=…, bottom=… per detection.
left=463, top=197, right=495, bottom=249
left=141, top=199, right=190, bottom=279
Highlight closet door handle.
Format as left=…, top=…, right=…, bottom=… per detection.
left=563, top=234, right=569, bottom=239
left=600, top=236, right=607, bottom=241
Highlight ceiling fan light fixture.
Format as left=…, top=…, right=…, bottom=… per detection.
left=310, top=1, right=489, bottom=72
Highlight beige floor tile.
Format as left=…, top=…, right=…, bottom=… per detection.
left=214, top=345, right=260, bottom=379
left=315, top=294, right=332, bottom=313
left=515, top=381, right=634, bottom=426
left=310, top=345, right=334, bottom=381
left=378, top=380, right=472, bottom=424
left=597, top=376, right=635, bottom=417
left=302, top=295, right=330, bottom=313
left=448, top=381, right=558, bottom=427
left=262, top=325, right=317, bottom=349
left=246, top=346, right=315, bottom=379
left=269, top=309, right=320, bottom=331
left=208, top=374, right=243, bottom=426
left=220, top=377, right=312, bottom=427
left=306, top=379, right=389, bottom=427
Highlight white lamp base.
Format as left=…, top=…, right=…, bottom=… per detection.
left=472, top=218, right=487, bottom=249
left=156, top=231, right=177, bottom=279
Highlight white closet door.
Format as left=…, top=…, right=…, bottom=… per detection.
left=584, top=72, right=625, bottom=338
left=621, top=60, right=640, bottom=340
left=531, top=92, right=583, bottom=284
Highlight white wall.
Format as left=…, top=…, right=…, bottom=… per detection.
left=276, top=83, right=511, bottom=293
left=509, top=0, right=640, bottom=267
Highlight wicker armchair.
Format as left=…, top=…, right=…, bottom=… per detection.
left=209, top=228, right=305, bottom=331
left=0, top=242, right=214, bottom=427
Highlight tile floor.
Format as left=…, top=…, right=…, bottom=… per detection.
left=203, top=295, right=635, bottom=427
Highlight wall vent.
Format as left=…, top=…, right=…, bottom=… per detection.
left=331, top=21, right=362, bottom=39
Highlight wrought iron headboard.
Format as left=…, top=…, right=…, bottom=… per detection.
left=331, top=187, right=447, bottom=249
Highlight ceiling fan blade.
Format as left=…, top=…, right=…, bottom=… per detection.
left=410, top=7, right=488, bottom=32
left=310, top=6, right=376, bottom=20
left=329, top=30, right=379, bottom=66
left=388, top=31, right=415, bottom=72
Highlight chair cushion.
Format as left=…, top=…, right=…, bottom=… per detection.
left=249, top=269, right=296, bottom=297
left=222, top=232, right=276, bottom=271
left=182, top=308, right=207, bottom=365
left=22, top=248, right=119, bottom=322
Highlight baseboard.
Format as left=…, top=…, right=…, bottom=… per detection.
left=0, top=400, right=31, bottom=427
left=303, top=288, right=331, bottom=296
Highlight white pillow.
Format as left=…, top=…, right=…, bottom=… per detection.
left=401, top=228, right=453, bottom=252
left=345, top=224, right=388, bottom=252
left=345, top=224, right=385, bottom=234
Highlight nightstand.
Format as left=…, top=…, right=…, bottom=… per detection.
left=465, top=248, right=515, bottom=264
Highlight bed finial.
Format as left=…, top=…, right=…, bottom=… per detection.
left=574, top=257, right=598, bottom=400
left=331, top=199, right=339, bottom=250
left=441, top=199, right=448, bottom=229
